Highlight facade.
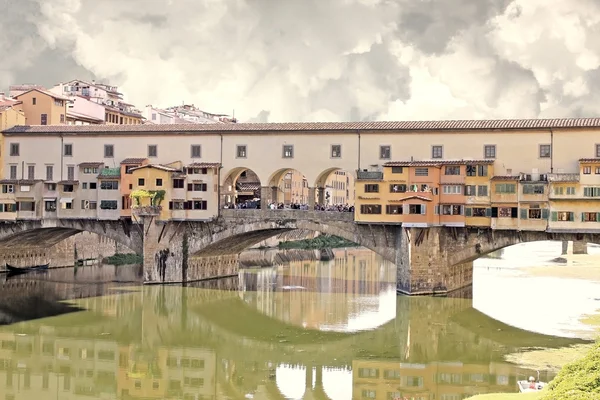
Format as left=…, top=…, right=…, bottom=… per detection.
left=145, top=104, right=235, bottom=124
left=13, top=88, right=70, bottom=125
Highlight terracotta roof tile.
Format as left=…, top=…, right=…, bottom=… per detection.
left=579, top=158, right=600, bottom=163
left=384, top=159, right=494, bottom=167
left=129, top=164, right=180, bottom=173
left=0, top=179, right=40, bottom=185
left=6, top=117, right=600, bottom=135
left=120, top=158, right=147, bottom=165
left=78, top=162, right=104, bottom=167
left=58, top=180, right=79, bottom=185
left=187, top=162, right=221, bottom=168
left=490, top=176, right=520, bottom=181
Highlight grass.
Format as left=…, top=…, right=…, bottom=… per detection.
left=278, top=234, right=358, bottom=250
left=102, top=253, right=143, bottom=266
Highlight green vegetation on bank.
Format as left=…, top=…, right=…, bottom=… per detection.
left=102, top=253, right=143, bottom=266
left=278, top=235, right=359, bottom=250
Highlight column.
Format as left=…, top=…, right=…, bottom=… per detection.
left=260, top=186, right=270, bottom=210
left=317, top=187, right=325, bottom=205
left=561, top=240, right=569, bottom=255
left=308, top=187, right=316, bottom=209
left=271, top=186, right=279, bottom=204
left=573, top=241, right=588, bottom=254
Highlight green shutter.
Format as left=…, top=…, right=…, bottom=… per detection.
left=485, top=208, right=492, bottom=217
left=465, top=207, right=472, bottom=217
left=520, top=208, right=527, bottom=219
left=551, top=211, right=557, bottom=221
left=542, top=209, right=549, bottom=219
left=597, top=212, right=600, bottom=222
left=569, top=212, right=574, bottom=222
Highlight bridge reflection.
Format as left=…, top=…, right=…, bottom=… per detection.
left=0, top=251, right=589, bottom=400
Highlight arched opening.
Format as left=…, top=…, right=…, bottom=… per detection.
left=313, top=168, right=356, bottom=211
left=221, top=167, right=262, bottom=209
left=275, top=364, right=307, bottom=400
left=266, top=168, right=310, bottom=209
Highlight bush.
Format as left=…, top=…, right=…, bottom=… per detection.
left=103, top=253, right=143, bottom=266
left=540, top=342, right=600, bottom=400
left=278, top=235, right=358, bottom=250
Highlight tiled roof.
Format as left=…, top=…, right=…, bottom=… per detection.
left=98, top=168, right=120, bottom=179
left=187, top=162, right=221, bottom=168
left=490, top=176, right=520, bottom=181
left=579, top=158, right=600, bottom=163
left=78, top=162, right=104, bottom=167
left=236, top=182, right=260, bottom=191
left=14, top=88, right=71, bottom=102
left=0, top=105, right=11, bottom=112
left=120, top=158, right=147, bottom=165
left=6, top=117, right=600, bottom=135
left=0, top=179, right=40, bottom=185
left=389, top=195, right=433, bottom=202
left=58, top=180, right=79, bottom=185
left=384, top=159, right=494, bottom=167
left=129, top=164, right=180, bottom=173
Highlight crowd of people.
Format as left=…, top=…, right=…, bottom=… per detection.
left=222, top=200, right=354, bottom=213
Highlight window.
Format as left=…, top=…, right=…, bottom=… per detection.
left=60, top=114, right=65, bottom=123
left=191, top=145, right=201, bottom=158
left=408, top=204, right=426, bottom=214
left=236, top=145, right=247, bottom=158
left=9, top=143, right=19, bottom=156
left=45, top=200, right=57, bottom=212
left=441, top=205, right=463, bottom=215
left=445, top=166, right=460, bottom=175
left=9, top=165, right=17, bottom=180
left=67, top=166, right=75, bottom=180
left=522, top=184, right=545, bottom=194
left=539, top=144, right=551, bottom=158
left=484, top=145, right=496, bottom=159
left=148, top=145, right=157, bottom=157
left=40, top=114, right=47, bottom=125
left=138, top=178, right=145, bottom=186
left=528, top=208, right=542, bottom=219
left=45, top=165, right=53, bottom=181
left=380, top=145, right=391, bottom=159
left=100, top=181, right=119, bottom=190
left=414, top=168, right=428, bottom=176
left=360, top=204, right=381, bottom=214
left=466, top=165, right=476, bottom=176
left=89, top=182, right=97, bottom=189
left=477, top=185, right=488, bottom=196
left=443, top=185, right=461, bottom=194
left=583, top=187, right=600, bottom=197
left=566, top=186, right=576, bottom=195
left=173, top=179, right=184, bottom=189
left=432, top=145, right=443, bottom=159
left=104, top=144, right=114, bottom=158
left=62, top=184, right=74, bottom=192
left=495, top=183, right=516, bottom=193
left=189, top=200, right=208, bottom=210
left=152, top=113, right=157, bottom=121
left=464, top=185, right=476, bottom=196
left=385, top=205, right=403, bottom=214
left=169, top=201, right=185, bottom=210
left=364, top=184, right=379, bottom=193
left=478, top=165, right=488, bottom=176
left=82, top=182, right=88, bottom=189
left=472, top=207, right=487, bottom=217
left=32, top=97, right=36, bottom=105
left=390, top=184, right=407, bottom=193
left=81, top=200, right=97, bottom=210
left=391, top=166, right=403, bottom=173
left=553, top=211, right=574, bottom=221
left=497, top=207, right=518, bottom=218
left=156, top=178, right=163, bottom=186
left=583, top=166, right=592, bottom=174
left=27, top=165, right=35, bottom=180
left=83, top=167, right=98, bottom=174
left=331, top=145, right=341, bottom=158
left=187, top=183, right=207, bottom=191
left=596, top=167, right=600, bottom=174
left=19, top=201, right=35, bottom=212
left=554, top=186, right=564, bottom=195
left=583, top=212, right=599, bottom=222
left=64, top=144, right=73, bottom=156
left=282, top=145, right=294, bottom=158
left=100, top=200, right=118, bottom=210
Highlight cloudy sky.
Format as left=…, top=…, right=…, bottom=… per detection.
left=2, top=0, right=599, bottom=122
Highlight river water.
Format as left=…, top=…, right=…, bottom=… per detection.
left=0, top=244, right=597, bottom=400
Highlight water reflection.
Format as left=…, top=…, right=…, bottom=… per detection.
left=0, top=247, right=589, bottom=400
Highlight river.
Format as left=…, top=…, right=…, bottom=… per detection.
left=0, top=244, right=597, bottom=400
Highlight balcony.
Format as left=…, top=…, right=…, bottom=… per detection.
left=440, top=175, right=466, bottom=184
left=547, top=173, right=580, bottom=182
left=357, top=171, right=383, bottom=180
left=132, top=205, right=162, bottom=217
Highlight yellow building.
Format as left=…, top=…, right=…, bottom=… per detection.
left=325, top=170, right=355, bottom=206
left=490, top=176, right=519, bottom=230
left=464, top=161, right=494, bottom=227
left=13, top=88, right=69, bottom=125
left=129, top=163, right=180, bottom=221
left=0, top=105, right=26, bottom=178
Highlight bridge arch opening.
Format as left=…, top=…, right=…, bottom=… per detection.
left=222, top=167, right=262, bottom=208
left=313, top=168, right=356, bottom=210
left=267, top=168, right=310, bottom=208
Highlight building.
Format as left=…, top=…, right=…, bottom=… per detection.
left=52, top=80, right=144, bottom=125
left=12, top=88, right=70, bottom=125
left=145, top=104, right=236, bottom=125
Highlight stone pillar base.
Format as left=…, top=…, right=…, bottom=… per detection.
left=573, top=241, right=588, bottom=255
left=561, top=240, right=569, bottom=255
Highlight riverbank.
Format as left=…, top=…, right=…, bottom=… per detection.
left=278, top=235, right=359, bottom=250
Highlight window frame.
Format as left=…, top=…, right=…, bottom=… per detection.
left=104, top=144, right=114, bottom=158
left=236, top=145, right=247, bottom=159
left=147, top=144, right=158, bottom=158
left=330, top=144, right=342, bottom=159
left=282, top=144, right=294, bottom=159
left=484, top=144, right=496, bottom=159
left=539, top=144, right=551, bottom=158
left=191, top=145, right=202, bottom=158
left=431, top=145, right=443, bottom=159
left=379, top=145, right=391, bottom=160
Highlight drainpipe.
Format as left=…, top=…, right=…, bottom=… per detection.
left=60, top=134, right=64, bottom=181
left=218, top=133, right=223, bottom=216
left=357, top=130, right=361, bottom=172
left=550, top=128, right=554, bottom=173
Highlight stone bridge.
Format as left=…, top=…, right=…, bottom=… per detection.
left=1, top=211, right=599, bottom=295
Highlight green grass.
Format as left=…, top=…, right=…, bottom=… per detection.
left=278, top=235, right=358, bottom=250
left=102, top=253, right=143, bottom=266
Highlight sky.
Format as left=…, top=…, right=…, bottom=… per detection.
left=2, top=0, right=600, bottom=122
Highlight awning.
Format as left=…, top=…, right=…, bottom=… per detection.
left=60, top=198, right=73, bottom=203
left=43, top=197, right=57, bottom=201
left=0, top=200, right=16, bottom=204
left=16, top=198, right=34, bottom=201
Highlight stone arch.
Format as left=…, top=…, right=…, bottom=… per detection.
left=0, top=219, right=142, bottom=255
left=221, top=167, right=262, bottom=206
left=313, top=167, right=357, bottom=207
left=266, top=168, right=310, bottom=205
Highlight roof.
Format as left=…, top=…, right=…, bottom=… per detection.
left=67, top=111, right=104, bottom=122
left=579, top=158, right=600, bottom=163
left=384, top=159, right=494, bottom=167
left=14, top=88, right=71, bottom=102
left=389, top=195, right=433, bottom=202
left=490, top=176, right=520, bottom=181
left=78, top=162, right=104, bottom=167
left=236, top=182, right=260, bottom=191
left=187, top=162, right=221, bottom=168
left=129, top=164, right=180, bottom=173
left=120, top=158, right=147, bottom=165
left=0, top=179, right=40, bottom=185
left=0, top=105, right=11, bottom=112
left=98, top=168, right=120, bottom=179
left=58, top=180, right=79, bottom=185
left=6, top=117, right=600, bottom=135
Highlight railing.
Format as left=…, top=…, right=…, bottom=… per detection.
left=221, top=208, right=355, bottom=222
left=547, top=173, right=580, bottom=182
left=357, top=171, right=383, bottom=180
left=132, top=205, right=163, bottom=216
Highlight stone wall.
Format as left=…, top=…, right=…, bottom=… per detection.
left=186, top=254, right=239, bottom=282
left=71, top=232, right=135, bottom=261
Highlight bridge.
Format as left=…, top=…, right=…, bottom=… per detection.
left=0, top=210, right=599, bottom=294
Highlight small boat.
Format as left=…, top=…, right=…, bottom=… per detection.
left=518, top=371, right=546, bottom=393
left=5, top=263, right=49, bottom=274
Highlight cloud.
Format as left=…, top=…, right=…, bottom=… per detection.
left=1, top=0, right=600, bottom=121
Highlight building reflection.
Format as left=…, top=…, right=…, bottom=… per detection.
left=0, top=250, right=580, bottom=400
